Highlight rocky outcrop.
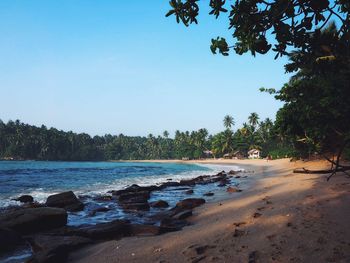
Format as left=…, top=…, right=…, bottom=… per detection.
left=46, top=191, right=84, bottom=212
left=0, top=207, right=67, bottom=234
left=0, top=227, right=24, bottom=253
left=28, top=234, right=92, bottom=263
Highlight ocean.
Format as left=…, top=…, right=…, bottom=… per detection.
left=0, top=161, right=239, bottom=226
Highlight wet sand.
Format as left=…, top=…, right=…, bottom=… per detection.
left=69, top=158, right=350, bottom=263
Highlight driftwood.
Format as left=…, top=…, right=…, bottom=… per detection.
left=293, top=142, right=350, bottom=181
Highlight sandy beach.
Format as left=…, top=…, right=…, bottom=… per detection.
left=67, top=158, right=350, bottom=263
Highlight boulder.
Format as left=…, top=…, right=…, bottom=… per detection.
left=28, top=234, right=92, bottom=263
left=175, top=198, right=205, bottom=210
left=0, top=227, right=24, bottom=253
left=0, top=207, right=67, bottom=234
left=71, top=220, right=131, bottom=240
left=13, top=195, right=34, bottom=203
left=150, top=200, right=169, bottom=208
left=46, top=191, right=84, bottom=212
left=172, top=210, right=193, bottom=220
left=203, top=192, right=214, bottom=197
left=117, top=191, right=150, bottom=202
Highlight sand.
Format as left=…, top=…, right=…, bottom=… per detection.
left=69, top=159, right=350, bottom=263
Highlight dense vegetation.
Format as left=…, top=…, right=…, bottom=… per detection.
left=167, top=1, right=350, bottom=175
left=0, top=115, right=292, bottom=161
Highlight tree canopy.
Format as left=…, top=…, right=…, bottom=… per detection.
left=166, top=0, right=349, bottom=58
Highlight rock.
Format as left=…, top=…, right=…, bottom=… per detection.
left=150, top=200, right=169, bottom=208
left=13, top=195, right=34, bottom=203
left=93, top=195, right=114, bottom=202
left=28, top=234, right=92, bottom=263
left=233, top=229, right=245, bottom=237
left=112, top=184, right=159, bottom=196
left=118, top=191, right=150, bottom=202
left=88, top=206, right=110, bottom=217
left=172, top=210, right=193, bottom=220
left=121, top=202, right=150, bottom=211
left=160, top=218, right=188, bottom=231
left=228, top=170, right=237, bottom=175
left=253, top=212, right=262, bottom=218
left=226, top=186, right=242, bottom=193
left=175, top=198, right=205, bottom=210
left=185, top=189, right=194, bottom=195
left=130, top=224, right=161, bottom=236
left=0, top=227, right=24, bottom=253
left=0, top=207, right=67, bottom=234
left=159, top=182, right=182, bottom=188
left=179, top=178, right=197, bottom=186
left=72, top=220, right=131, bottom=240
left=46, top=191, right=84, bottom=212
left=203, top=192, right=214, bottom=197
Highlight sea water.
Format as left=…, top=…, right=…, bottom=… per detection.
left=0, top=161, right=240, bottom=225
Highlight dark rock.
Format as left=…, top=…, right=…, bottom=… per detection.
left=185, top=189, right=194, bottom=195
left=118, top=191, right=150, bottom=202
left=88, top=206, right=110, bottom=217
left=159, top=182, right=181, bottom=188
left=228, top=170, right=237, bottom=175
left=150, top=200, right=169, bottom=208
left=253, top=212, right=262, bottom=218
left=130, top=224, right=161, bottom=236
left=121, top=202, right=150, bottom=211
left=203, top=192, right=214, bottom=197
left=46, top=191, right=84, bottom=212
left=226, top=186, right=242, bottom=193
left=28, top=234, right=92, bottom=263
left=0, top=227, right=24, bottom=253
left=72, top=220, right=131, bottom=240
left=160, top=218, right=188, bottom=231
left=93, top=195, right=114, bottom=202
left=0, top=207, right=67, bottom=234
left=112, top=184, right=159, bottom=196
left=172, top=210, right=193, bottom=220
left=175, top=198, right=205, bottom=210
left=13, top=195, right=34, bottom=203
left=179, top=178, right=197, bottom=186
left=233, top=229, right=245, bottom=237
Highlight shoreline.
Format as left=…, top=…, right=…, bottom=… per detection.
left=68, top=158, right=350, bottom=263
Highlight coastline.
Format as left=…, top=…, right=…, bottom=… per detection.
left=68, top=158, right=350, bottom=263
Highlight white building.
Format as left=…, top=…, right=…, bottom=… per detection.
left=248, top=149, right=260, bottom=159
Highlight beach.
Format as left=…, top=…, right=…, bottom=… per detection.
left=68, top=158, right=350, bottom=263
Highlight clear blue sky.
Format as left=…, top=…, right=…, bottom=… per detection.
left=0, top=0, right=291, bottom=137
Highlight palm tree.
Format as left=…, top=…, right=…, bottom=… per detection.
left=163, top=130, right=169, bottom=138
left=223, top=115, right=235, bottom=130
left=248, top=112, right=259, bottom=129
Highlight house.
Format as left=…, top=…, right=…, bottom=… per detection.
left=232, top=150, right=244, bottom=159
left=248, top=149, right=260, bottom=159
left=223, top=153, right=232, bottom=159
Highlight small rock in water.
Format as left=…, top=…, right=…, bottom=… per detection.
left=203, top=192, right=214, bottom=197
left=13, top=195, right=34, bottom=203
left=150, top=200, right=169, bottom=208
left=185, top=189, right=194, bottom=195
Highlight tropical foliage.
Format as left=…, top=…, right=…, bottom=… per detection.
left=0, top=114, right=292, bottom=161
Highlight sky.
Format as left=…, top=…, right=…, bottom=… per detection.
left=0, top=0, right=291, bottom=137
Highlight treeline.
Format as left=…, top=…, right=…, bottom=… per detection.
left=0, top=115, right=293, bottom=161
